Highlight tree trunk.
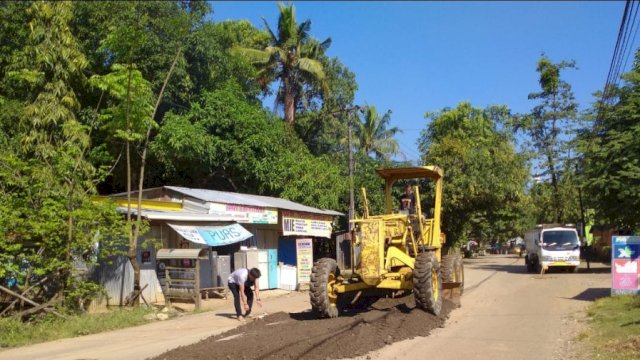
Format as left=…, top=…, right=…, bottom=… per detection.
left=548, top=107, right=563, bottom=223
left=545, top=147, right=562, bottom=223
left=123, top=64, right=139, bottom=304
left=283, top=71, right=295, bottom=125
left=130, top=47, right=182, bottom=303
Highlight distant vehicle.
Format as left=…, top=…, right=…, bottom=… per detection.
left=462, top=240, right=479, bottom=258
left=524, top=224, right=580, bottom=273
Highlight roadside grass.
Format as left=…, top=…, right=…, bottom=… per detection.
left=581, top=295, right=640, bottom=360
left=0, top=306, right=155, bottom=348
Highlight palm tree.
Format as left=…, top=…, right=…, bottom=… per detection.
left=232, top=3, right=330, bottom=125
left=354, top=106, right=402, bottom=160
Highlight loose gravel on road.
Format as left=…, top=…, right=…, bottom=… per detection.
left=151, top=294, right=456, bottom=360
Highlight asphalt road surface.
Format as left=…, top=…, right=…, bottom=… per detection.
left=363, top=255, right=611, bottom=360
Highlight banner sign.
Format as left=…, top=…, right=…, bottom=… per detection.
left=282, top=210, right=333, bottom=238
left=612, top=236, right=640, bottom=295
left=296, top=238, right=313, bottom=284
left=208, top=202, right=277, bottom=224
left=168, top=224, right=207, bottom=245
left=168, top=223, right=253, bottom=247
left=198, top=224, right=254, bottom=246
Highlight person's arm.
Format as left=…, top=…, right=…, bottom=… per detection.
left=239, top=283, right=249, bottom=311
left=254, top=281, right=262, bottom=307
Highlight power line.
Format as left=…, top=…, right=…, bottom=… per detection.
left=620, top=3, right=640, bottom=83
left=611, top=1, right=633, bottom=87
left=396, top=140, right=422, bottom=159
left=598, top=0, right=639, bottom=122
left=613, top=1, right=637, bottom=87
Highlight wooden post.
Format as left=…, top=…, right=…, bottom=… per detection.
left=164, top=265, right=171, bottom=309
left=195, top=260, right=201, bottom=310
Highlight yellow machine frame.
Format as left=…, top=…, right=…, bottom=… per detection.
left=332, top=166, right=445, bottom=295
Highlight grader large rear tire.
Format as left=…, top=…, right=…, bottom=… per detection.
left=413, top=252, right=442, bottom=316
left=310, top=258, right=340, bottom=318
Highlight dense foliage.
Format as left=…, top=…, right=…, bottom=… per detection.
left=578, top=53, right=640, bottom=231
left=514, top=56, right=579, bottom=224
left=1, top=1, right=638, bottom=316
left=418, top=102, right=532, bottom=247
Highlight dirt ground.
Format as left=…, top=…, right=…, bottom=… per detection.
left=152, top=293, right=456, bottom=360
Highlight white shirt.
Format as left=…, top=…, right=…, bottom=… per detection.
left=228, top=268, right=248, bottom=285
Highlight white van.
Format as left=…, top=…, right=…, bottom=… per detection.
left=524, top=224, right=580, bottom=273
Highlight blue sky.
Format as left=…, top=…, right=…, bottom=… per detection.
left=210, top=1, right=625, bottom=162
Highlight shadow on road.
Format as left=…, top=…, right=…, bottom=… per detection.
left=471, top=259, right=611, bottom=276
left=289, top=291, right=417, bottom=321
left=472, top=263, right=527, bottom=274
left=289, top=293, right=383, bottom=320
left=564, top=287, right=610, bottom=302
left=215, top=313, right=239, bottom=319
left=579, top=265, right=611, bottom=274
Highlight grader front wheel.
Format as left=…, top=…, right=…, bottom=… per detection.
left=310, top=258, right=340, bottom=318
left=413, top=252, right=443, bottom=316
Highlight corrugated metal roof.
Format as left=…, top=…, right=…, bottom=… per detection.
left=115, top=207, right=238, bottom=221
left=165, top=186, right=343, bottom=216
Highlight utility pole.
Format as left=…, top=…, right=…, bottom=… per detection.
left=329, top=105, right=362, bottom=234
left=348, top=111, right=355, bottom=232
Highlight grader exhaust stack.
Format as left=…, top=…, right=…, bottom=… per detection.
left=309, top=166, right=463, bottom=318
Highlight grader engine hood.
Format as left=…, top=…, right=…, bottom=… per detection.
left=357, top=219, right=384, bottom=285
left=354, top=215, right=417, bottom=286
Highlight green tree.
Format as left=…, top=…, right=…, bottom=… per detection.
left=233, top=2, right=331, bottom=125
left=354, top=106, right=402, bottom=160
left=419, top=102, right=532, bottom=247
left=0, top=1, right=126, bottom=311
left=88, top=2, right=189, bottom=302
left=294, top=57, right=358, bottom=156
left=578, top=51, right=640, bottom=231
left=515, top=55, right=578, bottom=223
left=186, top=20, right=270, bottom=99
left=151, top=80, right=347, bottom=210
left=71, top=1, right=205, bottom=108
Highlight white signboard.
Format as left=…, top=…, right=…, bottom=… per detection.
left=282, top=211, right=333, bottom=238
left=208, top=202, right=278, bottom=224
left=296, top=238, right=313, bottom=284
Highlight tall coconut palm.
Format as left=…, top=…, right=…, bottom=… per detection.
left=354, top=106, right=402, bottom=160
left=232, top=3, right=330, bottom=125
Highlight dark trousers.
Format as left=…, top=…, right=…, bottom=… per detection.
left=228, top=282, right=253, bottom=317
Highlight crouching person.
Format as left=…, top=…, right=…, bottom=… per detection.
left=228, top=267, right=262, bottom=321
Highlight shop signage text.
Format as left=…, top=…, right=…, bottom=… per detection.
left=208, top=202, right=278, bottom=224
left=296, top=238, right=313, bottom=284
left=282, top=210, right=333, bottom=238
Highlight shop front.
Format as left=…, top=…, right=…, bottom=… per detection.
left=96, top=186, right=342, bottom=305
left=278, top=210, right=336, bottom=289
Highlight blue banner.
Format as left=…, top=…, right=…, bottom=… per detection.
left=198, top=223, right=253, bottom=247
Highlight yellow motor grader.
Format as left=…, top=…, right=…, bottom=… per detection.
left=310, top=166, right=463, bottom=318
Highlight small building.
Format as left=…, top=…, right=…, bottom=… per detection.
left=94, top=186, right=343, bottom=306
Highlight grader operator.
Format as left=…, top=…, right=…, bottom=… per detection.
left=309, top=166, right=463, bottom=318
